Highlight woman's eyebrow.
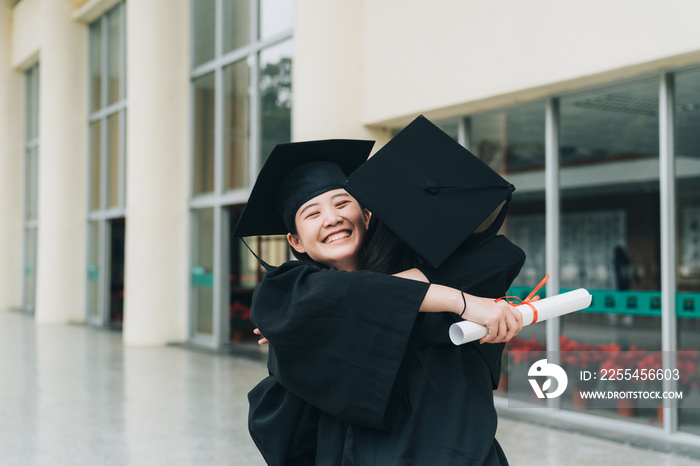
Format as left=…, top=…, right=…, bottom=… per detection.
left=331, top=193, right=351, bottom=200
left=299, top=202, right=320, bottom=216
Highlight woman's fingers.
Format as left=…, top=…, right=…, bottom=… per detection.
left=474, top=300, right=521, bottom=344
left=253, top=328, right=269, bottom=345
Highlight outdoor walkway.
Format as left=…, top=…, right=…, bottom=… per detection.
left=1, top=309, right=699, bottom=466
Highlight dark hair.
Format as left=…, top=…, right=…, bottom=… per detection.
left=357, top=216, right=421, bottom=274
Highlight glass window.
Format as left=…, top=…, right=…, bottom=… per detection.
left=675, top=68, right=700, bottom=435
left=471, top=103, right=545, bottom=174
left=192, top=208, right=215, bottom=335
left=89, top=21, right=103, bottom=112
left=26, top=146, right=38, bottom=222
left=559, top=78, right=661, bottom=422
left=107, top=6, right=122, bottom=105
left=89, top=1, right=126, bottom=212
left=193, top=0, right=216, bottom=67
left=87, top=221, right=102, bottom=318
left=260, top=39, right=292, bottom=164
left=87, top=2, right=127, bottom=326
left=260, top=0, right=294, bottom=40
left=90, top=122, right=102, bottom=211
left=229, top=208, right=286, bottom=344
left=193, top=72, right=216, bottom=195
left=434, top=119, right=459, bottom=141
left=107, top=114, right=120, bottom=208
left=26, top=63, right=39, bottom=142
left=224, top=59, right=250, bottom=190
left=224, top=0, right=251, bottom=52
left=23, top=64, right=39, bottom=313
left=191, top=0, right=293, bottom=348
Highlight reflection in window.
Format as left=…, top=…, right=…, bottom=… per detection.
left=224, top=60, right=250, bottom=190
left=87, top=222, right=102, bottom=318
left=560, top=76, right=661, bottom=402
left=434, top=119, right=459, bottom=141
left=260, top=40, right=292, bottom=163
left=229, top=208, right=287, bottom=343
left=90, top=122, right=101, bottom=211
left=561, top=80, right=659, bottom=165
left=190, top=0, right=293, bottom=347
left=107, top=114, right=120, bottom=208
left=471, top=103, right=545, bottom=174
left=23, top=65, right=39, bottom=312
left=193, top=72, right=216, bottom=195
left=675, top=68, right=700, bottom=435
left=107, top=7, right=122, bottom=105
left=192, top=208, right=215, bottom=335
left=193, top=0, right=216, bottom=67
left=224, top=0, right=251, bottom=52
left=89, top=21, right=102, bottom=112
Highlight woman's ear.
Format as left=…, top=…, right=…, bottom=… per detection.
left=362, top=208, right=371, bottom=229
left=287, top=232, right=306, bottom=254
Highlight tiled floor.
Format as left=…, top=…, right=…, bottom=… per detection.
left=1, top=309, right=699, bottom=466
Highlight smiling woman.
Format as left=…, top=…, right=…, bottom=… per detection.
left=287, top=189, right=370, bottom=271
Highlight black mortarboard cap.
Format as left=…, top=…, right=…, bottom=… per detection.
left=346, top=115, right=514, bottom=269
left=233, top=139, right=374, bottom=238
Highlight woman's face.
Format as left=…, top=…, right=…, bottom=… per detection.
left=287, top=188, right=370, bottom=271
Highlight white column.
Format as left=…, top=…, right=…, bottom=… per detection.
left=293, top=0, right=389, bottom=146
left=34, top=0, right=88, bottom=323
left=0, top=1, right=24, bottom=311
left=123, top=0, right=189, bottom=346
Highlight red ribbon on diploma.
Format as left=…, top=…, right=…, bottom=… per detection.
left=495, top=274, right=550, bottom=324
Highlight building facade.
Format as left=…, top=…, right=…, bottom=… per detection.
left=1, top=0, right=700, bottom=453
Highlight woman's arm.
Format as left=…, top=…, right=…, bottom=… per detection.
left=393, top=268, right=523, bottom=344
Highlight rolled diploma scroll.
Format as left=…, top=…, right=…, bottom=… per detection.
left=449, top=288, right=592, bottom=345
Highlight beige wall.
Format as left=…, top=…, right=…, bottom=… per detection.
left=361, top=0, right=700, bottom=127
left=10, top=0, right=40, bottom=69
left=123, top=0, right=189, bottom=346
left=293, top=0, right=391, bottom=146
left=0, top=0, right=24, bottom=311
left=34, top=0, right=88, bottom=324
left=295, top=0, right=700, bottom=134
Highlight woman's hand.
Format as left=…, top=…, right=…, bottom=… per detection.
left=419, top=283, right=522, bottom=344
left=253, top=328, right=268, bottom=345
left=461, top=295, right=523, bottom=344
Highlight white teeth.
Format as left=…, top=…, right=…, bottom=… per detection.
left=324, top=231, right=351, bottom=244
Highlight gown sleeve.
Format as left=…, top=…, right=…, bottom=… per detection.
left=248, top=375, right=320, bottom=466
left=251, top=261, right=430, bottom=430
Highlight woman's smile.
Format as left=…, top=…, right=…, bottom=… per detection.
left=323, top=229, right=352, bottom=244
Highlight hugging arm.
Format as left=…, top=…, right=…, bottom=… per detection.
left=393, top=267, right=523, bottom=344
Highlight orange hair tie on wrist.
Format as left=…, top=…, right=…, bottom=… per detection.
left=494, top=274, right=549, bottom=324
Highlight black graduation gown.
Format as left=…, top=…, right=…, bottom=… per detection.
left=248, top=237, right=525, bottom=465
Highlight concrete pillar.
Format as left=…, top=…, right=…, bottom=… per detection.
left=123, top=0, right=189, bottom=346
left=0, top=1, right=24, bottom=311
left=293, top=0, right=390, bottom=146
left=34, top=0, right=88, bottom=323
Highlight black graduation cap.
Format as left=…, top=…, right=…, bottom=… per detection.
left=345, top=115, right=514, bottom=269
left=232, top=139, right=374, bottom=238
